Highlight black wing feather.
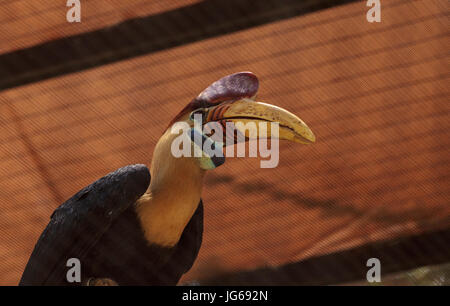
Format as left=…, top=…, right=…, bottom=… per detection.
left=19, top=164, right=151, bottom=285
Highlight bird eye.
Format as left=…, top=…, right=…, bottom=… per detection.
left=189, top=108, right=207, bottom=122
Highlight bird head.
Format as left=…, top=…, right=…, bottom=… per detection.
left=164, top=72, right=315, bottom=170
left=139, top=72, right=316, bottom=246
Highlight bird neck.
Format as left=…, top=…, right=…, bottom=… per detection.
left=136, top=128, right=206, bottom=247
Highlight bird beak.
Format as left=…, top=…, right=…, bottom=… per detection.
left=202, top=98, right=315, bottom=144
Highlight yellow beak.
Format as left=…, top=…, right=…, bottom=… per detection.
left=204, top=98, right=315, bottom=144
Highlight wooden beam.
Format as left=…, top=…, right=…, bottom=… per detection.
left=0, top=0, right=359, bottom=91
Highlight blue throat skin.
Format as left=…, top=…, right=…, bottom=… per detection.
left=188, top=115, right=225, bottom=170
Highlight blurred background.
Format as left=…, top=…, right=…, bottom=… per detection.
left=0, top=0, right=448, bottom=285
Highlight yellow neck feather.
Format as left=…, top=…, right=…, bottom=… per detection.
left=135, top=127, right=205, bottom=247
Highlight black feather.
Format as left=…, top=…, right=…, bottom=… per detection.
left=19, top=164, right=204, bottom=285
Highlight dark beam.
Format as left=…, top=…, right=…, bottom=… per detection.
left=201, top=228, right=450, bottom=285
left=0, top=0, right=359, bottom=91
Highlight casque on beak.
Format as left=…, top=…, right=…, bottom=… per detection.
left=192, top=98, right=316, bottom=144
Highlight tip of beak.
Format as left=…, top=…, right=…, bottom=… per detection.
left=294, top=127, right=315, bottom=144
left=306, top=133, right=316, bottom=144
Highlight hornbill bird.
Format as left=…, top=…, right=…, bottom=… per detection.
left=20, top=72, right=315, bottom=286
